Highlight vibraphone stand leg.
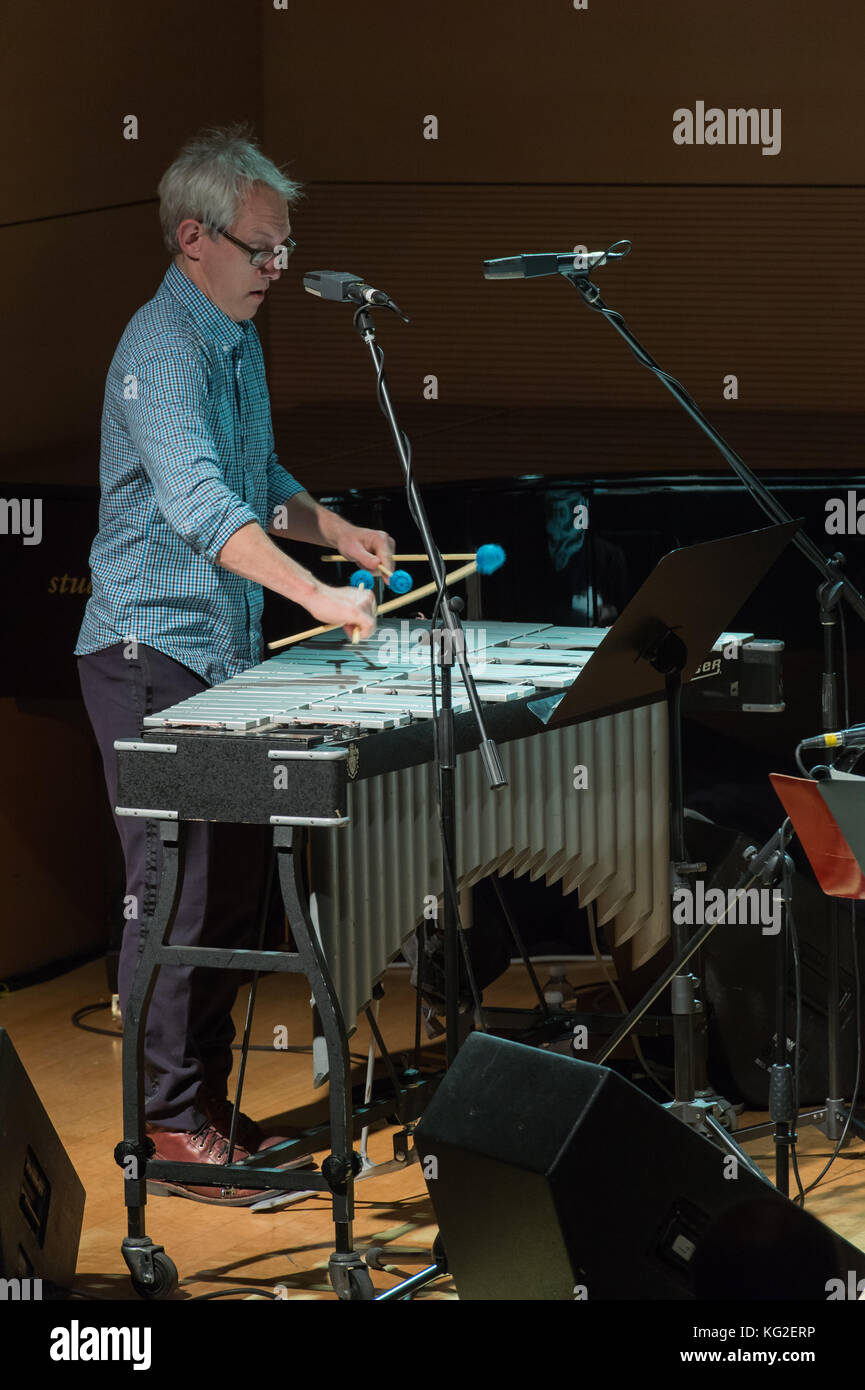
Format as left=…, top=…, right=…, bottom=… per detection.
left=273, top=827, right=374, bottom=1301
left=117, top=820, right=184, bottom=1299
left=222, top=849, right=277, bottom=1163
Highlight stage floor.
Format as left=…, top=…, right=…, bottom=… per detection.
left=3, top=958, right=865, bottom=1301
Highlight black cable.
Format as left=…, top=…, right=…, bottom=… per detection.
left=839, top=604, right=850, bottom=729
left=71, top=1002, right=121, bottom=1037
left=794, top=740, right=811, bottom=777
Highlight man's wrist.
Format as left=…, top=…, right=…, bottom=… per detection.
left=291, top=569, right=326, bottom=605
left=318, top=509, right=351, bottom=552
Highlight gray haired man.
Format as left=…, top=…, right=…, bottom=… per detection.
left=76, top=126, right=393, bottom=1203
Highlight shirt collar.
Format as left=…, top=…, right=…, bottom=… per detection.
left=162, top=262, right=249, bottom=353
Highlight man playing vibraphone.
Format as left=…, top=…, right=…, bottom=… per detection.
left=75, top=125, right=392, bottom=1204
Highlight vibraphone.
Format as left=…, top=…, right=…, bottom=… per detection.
left=112, top=619, right=781, bottom=1298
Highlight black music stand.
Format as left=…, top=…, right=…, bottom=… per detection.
left=817, top=779, right=865, bottom=872
left=541, top=519, right=799, bottom=1147
left=741, top=773, right=865, bottom=1181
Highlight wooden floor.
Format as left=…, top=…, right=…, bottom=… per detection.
left=3, top=957, right=865, bottom=1301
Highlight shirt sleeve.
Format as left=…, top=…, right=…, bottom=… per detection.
left=122, top=344, right=260, bottom=564
left=266, top=451, right=306, bottom=526
left=245, top=318, right=306, bottom=525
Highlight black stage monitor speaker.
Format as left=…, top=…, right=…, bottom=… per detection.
left=414, top=1033, right=865, bottom=1300
left=0, top=1027, right=86, bottom=1292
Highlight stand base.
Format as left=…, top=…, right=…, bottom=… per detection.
left=373, top=1235, right=449, bottom=1301
left=738, top=1101, right=865, bottom=1145
left=665, top=1099, right=775, bottom=1188
left=664, top=1092, right=739, bottom=1135
left=813, top=1098, right=865, bottom=1144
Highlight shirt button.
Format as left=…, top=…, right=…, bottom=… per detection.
left=223, top=345, right=230, bottom=354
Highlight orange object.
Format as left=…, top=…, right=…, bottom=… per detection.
left=769, top=773, right=865, bottom=899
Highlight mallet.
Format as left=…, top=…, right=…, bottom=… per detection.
left=268, top=544, right=506, bottom=651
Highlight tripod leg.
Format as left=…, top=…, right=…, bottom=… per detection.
left=490, top=875, right=549, bottom=1014
left=703, top=1112, right=775, bottom=1189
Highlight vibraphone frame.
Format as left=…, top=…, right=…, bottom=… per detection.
left=113, top=630, right=582, bottom=1302
left=117, top=813, right=440, bottom=1302
left=112, top=620, right=770, bottom=1299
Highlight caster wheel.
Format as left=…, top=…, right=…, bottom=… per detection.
left=346, top=1267, right=375, bottom=1301
left=131, top=1251, right=179, bottom=1300
left=715, top=1100, right=739, bottom=1134
left=331, top=1264, right=375, bottom=1300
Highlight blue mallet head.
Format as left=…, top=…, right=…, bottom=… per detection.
left=388, top=569, right=413, bottom=595
left=350, top=569, right=376, bottom=589
left=476, top=543, right=506, bottom=575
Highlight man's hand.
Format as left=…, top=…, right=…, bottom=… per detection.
left=307, top=583, right=377, bottom=641
left=269, top=495, right=394, bottom=579
left=330, top=522, right=395, bottom=579
left=218, top=521, right=378, bottom=638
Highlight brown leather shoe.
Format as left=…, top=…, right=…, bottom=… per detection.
left=200, top=1095, right=282, bottom=1154
left=200, top=1095, right=314, bottom=1168
left=144, top=1122, right=287, bottom=1206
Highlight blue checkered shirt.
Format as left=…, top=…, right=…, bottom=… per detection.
left=75, top=262, right=305, bottom=684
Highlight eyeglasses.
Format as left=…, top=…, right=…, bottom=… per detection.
left=216, top=228, right=296, bottom=268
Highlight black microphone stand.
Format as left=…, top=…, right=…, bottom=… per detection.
left=350, top=302, right=507, bottom=1066
left=561, top=268, right=865, bottom=626
left=347, top=300, right=508, bottom=1300
left=814, top=573, right=860, bottom=1144
left=563, top=262, right=865, bottom=1168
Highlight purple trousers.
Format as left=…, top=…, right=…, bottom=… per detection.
left=77, top=643, right=271, bottom=1131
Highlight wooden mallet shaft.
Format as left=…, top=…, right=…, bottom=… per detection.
left=322, top=553, right=477, bottom=563
left=268, top=559, right=478, bottom=651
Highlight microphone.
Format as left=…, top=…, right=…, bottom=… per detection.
left=303, top=270, right=407, bottom=318
left=800, top=724, right=865, bottom=751
left=482, top=243, right=630, bottom=281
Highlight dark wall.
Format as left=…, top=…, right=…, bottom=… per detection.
left=260, top=0, right=865, bottom=489
left=261, top=0, right=859, bottom=184
left=0, top=2, right=264, bottom=978
left=2, top=0, right=266, bottom=477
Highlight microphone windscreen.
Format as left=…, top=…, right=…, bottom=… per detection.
left=482, top=257, right=525, bottom=279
